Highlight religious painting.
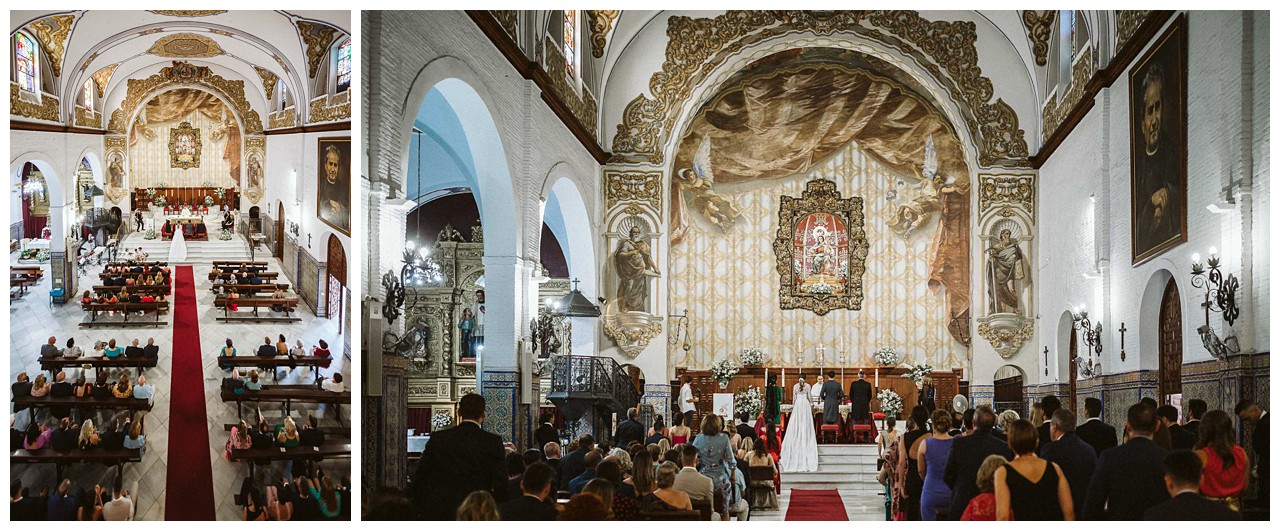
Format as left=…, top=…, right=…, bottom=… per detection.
left=169, top=121, right=201, bottom=169
left=317, top=137, right=351, bottom=235
left=1129, top=14, right=1187, bottom=265
left=772, top=179, right=870, bottom=315
left=245, top=154, right=264, bottom=203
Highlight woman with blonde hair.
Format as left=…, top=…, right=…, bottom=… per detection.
left=276, top=416, right=301, bottom=447
left=961, top=455, right=1009, bottom=520
left=124, top=416, right=146, bottom=450
left=657, top=437, right=672, bottom=461
left=1028, top=404, right=1045, bottom=430
left=456, top=490, right=499, bottom=521
left=641, top=462, right=693, bottom=511
left=79, top=419, right=100, bottom=449
left=998, top=410, right=1021, bottom=435
left=29, top=374, right=51, bottom=397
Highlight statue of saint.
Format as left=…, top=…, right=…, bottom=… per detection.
left=985, top=228, right=1029, bottom=314
left=613, top=224, right=660, bottom=312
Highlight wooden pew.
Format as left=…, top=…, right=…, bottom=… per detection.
left=213, top=260, right=268, bottom=268
left=211, top=283, right=290, bottom=296
left=213, top=297, right=300, bottom=322
left=39, top=355, right=157, bottom=375
left=98, top=272, right=169, bottom=282
left=208, top=271, right=278, bottom=281
left=92, top=284, right=170, bottom=295
left=228, top=440, right=352, bottom=481
left=106, top=261, right=167, bottom=267
left=13, top=394, right=153, bottom=417
left=216, top=354, right=332, bottom=381
left=220, top=384, right=350, bottom=426
left=80, top=302, right=169, bottom=328
left=10, top=275, right=39, bottom=298
left=11, top=448, right=143, bottom=483
left=11, top=266, right=44, bottom=277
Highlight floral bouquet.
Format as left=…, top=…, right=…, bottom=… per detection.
left=873, top=346, right=901, bottom=366
left=218, top=230, right=234, bottom=241
left=740, top=347, right=764, bottom=366
left=145, top=187, right=157, bottom=199
left=203, top=195, right=215, bottom=207
left=877, top=389, right=904, bottom=418
left=430, top=411, right=454, bottom=432
left=710, top=359, right=740, bottom=388
left=214, top=188, right=226, bottom=199
left=734, top=386, right=763, bottom=420
left=907, top=363, right=934, bottom=383
left=151, top=196, right=167, bottom=208
left=143, top=228, right=158, bottom=240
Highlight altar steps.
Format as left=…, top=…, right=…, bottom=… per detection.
left=753, top=444, right=884, bottom=521
left=119, top=231, right=253, bottom=264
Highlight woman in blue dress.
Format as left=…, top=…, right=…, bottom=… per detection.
left=917, top=409, right=956, bottom=520
left=692, top=413, right=737, bottom=514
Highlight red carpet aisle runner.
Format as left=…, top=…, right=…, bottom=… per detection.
left=164, top=266, right=216, bottom=519
left=784, top=489, right=849, bottom=521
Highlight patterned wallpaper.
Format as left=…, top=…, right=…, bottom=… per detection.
left=669, top=142, right=968, bottom=372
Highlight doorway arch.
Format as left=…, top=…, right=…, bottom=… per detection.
left=327, top=234, right=347, bottom=332
left=994, top=364, right=1026, bottom=418
left=276, top=201, right=285, bottom=257
left=543, top=173, right=597, bottom=357
left=1158, top=278, right=1183, bottom=403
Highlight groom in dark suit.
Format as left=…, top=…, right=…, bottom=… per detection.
left=848, top=371, right=873, bottom=424
left=819, top=371, right=844, bottom=424
left=410, top=393, right=507, bottom=520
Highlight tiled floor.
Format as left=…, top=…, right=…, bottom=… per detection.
left=10, top=234, right=350, bottom=521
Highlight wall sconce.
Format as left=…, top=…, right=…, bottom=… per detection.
left=1190, top=248, right=1241, bottom=360
left=1071, top=306, right=1102, bottom=378
left=667, top=309, right=692, bottom=355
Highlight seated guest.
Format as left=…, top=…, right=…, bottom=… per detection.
left=257, top=337, right=276, bottom=357
left=673, top=444, right=715, bottom=506
left=580, top=478, right=617, bottom=519
left=299, top=415, right=325, bottom=447
left=1158, top=405, right=1197, bottom=450
left=46, top=480, right=79, bottom=521
left=74, top=376, right=92, bottom=398
left=81, top=290, right=94, bottom=304
left=78, top=419, right=101, bottom=450
left=1194, top=410, right=1249, bottom=511
left=597, top=459, right=639, bottom=520
left=102, top=478, right=133, bottom=521
left=456, top=491, right=500, bottom=521
left=142, top=337, right=159, bottom=359
left=498, top=462, right=557, bottom=521
left=644, top=462, right=694, bottom=511
left=132, top=376, right=154, bottom=403
left=504, top=452, right=526, bottom=501
left=544, top=442, right=562, bottom=472
left=112, top=374, right=133, bottom=398
left=995, top=419, right=1073, bottom=520
left=276, top=334, right=289, bottom=357
left=92, top=374, right=112, bottom=399
left=962, top=455, right=1009, bottom=520
left=1083, top=402, right=1170, bottom=520
left=101, top=417, right=127, bottom=450
left=244, top=370, right=263, bottom=391
left=40, top=336, right=60, bottom=358
left=103, top=339, right=124, bottom=359
left=63, top=338, right=82, bottom=359
left=125, top=339, right=145, bottom=358
left=123, top=417, right=145, bottom=450
left=276, top=417, right=301, bottom=447
left=224, top=420, right=253, bottom=460
left=312, top=340, right=333, bottom=369
left=559, top=491, right=610, bottom=521
left=51, top=418, right=78, bottom=451
left=11, top=373, right=32, bottom=410
left=48, top=372, right=73, bottom=418
left=1145, top=450, right=1241, bottom=520
left=29, top=374, right=51, bottom=398
left=289, top=340, right=306, bottom=361
left=23, top=422, right=51, bottom=450
left=320, top=372, right=345, bottom=393
left=569, top=450, right=603, bottom=494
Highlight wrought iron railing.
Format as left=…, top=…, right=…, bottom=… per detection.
left=546, top=354, right=641, bottom=422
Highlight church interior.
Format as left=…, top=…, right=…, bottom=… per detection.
left=362, top=9, right=1269, bottom=521
left=10, top=10, right=353, bottom=520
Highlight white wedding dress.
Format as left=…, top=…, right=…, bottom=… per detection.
left=169, top=225, right=187, bottom=262
left=779, top=382, right=819, bottom=472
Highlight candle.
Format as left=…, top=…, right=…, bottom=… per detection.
left=875, top=367, right=879, bottom=388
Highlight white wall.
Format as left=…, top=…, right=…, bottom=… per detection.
left=263, top=130, right=351, bottom=264
left=9, top=130, right=105, bottom=248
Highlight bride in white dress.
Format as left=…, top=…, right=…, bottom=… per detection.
left=779, top=375, right=819, bottom=472
left=169, top=222, right=188, bottom=262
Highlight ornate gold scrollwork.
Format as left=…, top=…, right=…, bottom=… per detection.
left=296, top=20, right=342, bottom=79
left=147, top=33, right=225, bottom=58
left=604, top=170, right=662, bottom=212
left=491, top=10, right=518, bottom=39
left=540, top=36, right=598, bottom=139
left=772, top=179, right=871, bottom=316
left=1116, top=11, right=1153, bottom=50
left=1041, top=45, right=1095, bottom=143
left=10, top=84, right=60, bottom=122
left=268, top=108, right=297, bottom=129
left=978, top=174, right=1036, bottom=220
left=147, top=10, right=227, bottom=17
left=1022, top=11, right=1055, bottom=66
left=92, top=64, right=118, bottom=99
left=588, top=10, right=621, bottom=58
left=107, top=61, right=263, bottom=135
left=976, top=314, right=1035, bottom=359
left=74, top=107, right=102, bottom=129
left=308, top=94, right=350, bottom=123
left=255, top=67, right=279, bottom=100
left=25, top=15, right=75, bottom=78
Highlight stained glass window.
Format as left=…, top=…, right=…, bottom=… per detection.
left=336, top=38, right=352, bottom=93
left=83, top=80, right=94, bottom=111
left=15, top=32, right=38, bottom=93
left=563, top=10, right=577, bottom=78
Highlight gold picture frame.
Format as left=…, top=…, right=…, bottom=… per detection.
left=169, top=121, right=201, bottom=169
left=772, top=179, right=871, bottom=315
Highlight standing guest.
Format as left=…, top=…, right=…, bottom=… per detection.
left=1082, top=402, right=1170, bottom=520
left=497, top=462, right=557, bottom=521
left=735, top=411, right=755, bottom=443
left=670, top=412, right=692, bottom=445
left=455, top=490, right=499, bottom=521
left=411, top=393, right=505, bottom=520
left=691, top=413, right=735, bottom=509
left=918, top=409, right=956, bottom=520
left=1144, top=450, right=1242, bottom=520
left=644, top=462, right=694, bottom=511
left=559, top=434, right=596, bottom=491
left=1232, top=399, right=1268, bottom=505
left=944, top=405, right=1015, bottom=520
left=876, top=417, right=900, bottom=460
left=102, top=478, right=132, bottom=521
left=648, top=415, right=669, bottom=444
left=63, top=338, right=83, bottom=358
left=1184, top=399, right=1208, bottom=437
left=1158, top=405, right=1197, bottom=450
left=534, top=412, right=558, bottom=451
left=46, top=479, right=79, bottom=520
left=40, top=336, right=60, bottom=358
left=142, top=338, right=159, bottom=360
left=995, top=419, right=1073, bottom=520
left=996, top=410, right=1018, bottom=440
left=960, top=455, right=1009, bottom=521
left=1038, top=408, right=1096, bottom=510
left=1194, top=410, right=1249, bottom=511
left=124, top=339, right=145, bottom=358
left=504, top=452, right=526, bottom=501
left=901, top=406, right=932, bottom=521
left=1077, top=397, right=1119, bottom=456
left=679, top=375, right=698, bottom=423
left=614, top=407, right=645, bottom=448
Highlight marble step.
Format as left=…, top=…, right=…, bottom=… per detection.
left=816, top=444, right=879, bottom=455
left=815, top=463, right=879, bottom=474
left=782, top=471, right=881, bottom=483
left=818, top=454, right=880, bottom=465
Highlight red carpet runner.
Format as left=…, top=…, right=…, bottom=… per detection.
left=164, top=266, right=216, bottom=519
left=784, top=489, right=849, bottom=521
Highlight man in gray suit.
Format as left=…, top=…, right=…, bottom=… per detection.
left=40, top=336, right=60, bottom=359
left=819, top=370, right=844, bottom=424
left=673, top=444, right=715, bottom=503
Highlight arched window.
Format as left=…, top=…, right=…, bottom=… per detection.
left=14, top=32, right=39, bottom=93
left=563, top=10, right=578, bottom=78
left=335, top=38, right=351, bottom=93
left=277, top=82, right=289, bottom=112
left=82, top=79, right=94, bottom=111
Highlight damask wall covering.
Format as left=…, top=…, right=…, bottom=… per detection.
left=126, top=88, right=241, bottom=190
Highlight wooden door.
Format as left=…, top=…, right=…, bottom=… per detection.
left=326, top=234, right=347, bottom=331
left=275, top=202, right=284, bottom=257
left=1068, top=327, right=1078, bottom=411
left=1158, top=278, right=1183, bottom=403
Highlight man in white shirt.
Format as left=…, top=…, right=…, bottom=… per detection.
left=102, top=479, right=133, bottom=521
left=320, top=372, right=345, bottom=393
left=132, top=376, right=154, bottom=403
left=679, top=375, right=698, bottom=419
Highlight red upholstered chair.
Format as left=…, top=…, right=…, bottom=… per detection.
left=851, top=423, right=874, bottom=444
left=820, top=423, right=841, bottom=444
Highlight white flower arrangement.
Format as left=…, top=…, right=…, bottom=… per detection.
left=143, top=228, right=158, bottom=240
left=145, top=188, right=157, bottom=199
left=808, top=281, right=835, bottom=295
left=214, top=188, right=226, bottom=199
left=873, top=346, right=901, bottom=366
left=877, top=389, right=904, bottom=418
left=430, top=411, right=454, bottom=432
left=218, top=229, right=234, bottom=241
left=740, top=347, right=764, bottom=366
left=734, top=386, right=763, bottom=419
left=710, top=359, right=740, bottom=384
left=907, top=363, right=934, bottom=383
left=151, top=196, right=167, bottom=207
left=203, top=195, right=215, bottom=207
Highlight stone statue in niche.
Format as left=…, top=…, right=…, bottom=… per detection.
left=984, top=226, right=1030, bottom=315
left=107, top=155, right=125, bottom=191
left=613, top=218, right=660, bottom=312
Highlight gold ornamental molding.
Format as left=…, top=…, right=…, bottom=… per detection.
left=772, top=179, right=871, bottom=316
left=74, top=107, right=102, bottom=129
left=25, top=14, right=76, bottom=78
left=268, top=108, right=297, bottom=129
left=978, top=174, right=1036, bottom=221
left=976, top=315, right=1035, bottom=359
left=11, top=84, right=60, bottom=122
left=107, top=61, right=264, bottom=135
left=491, top=10, right=518, bottom=39
left=255, top=67, right=279, bottom=99
left=1115, top=11, right=1153, bottom=51
left=148, top=10, right=227, bottom=17
left=295, top=20, right=342, bottom=79
left=307, top=93, right=350, bottom=123
left=588, top=10, right=621, bottom=58
left=609, top=10, right=1030, bottom=168
left=1022, top=11, right=1055, bottom=66
left=1040, top=46, right=1095, bottom=145
left=92, top=64, right=118, bottom=98
left=540, top=36, right=599, bottom=139
left=147, top=33, right=225, bottom=58
left=604, top=170, right=662, bottom=212
left=169, top=121, right=202, bottom=169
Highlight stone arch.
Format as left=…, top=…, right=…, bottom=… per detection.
left=9, top=154, right=67, bottom=251
left=993, top=364, right=1027, bottom=417
left=1139, top=268, right=1178, bottom=373
left=542, top=170, right=598, bottom=356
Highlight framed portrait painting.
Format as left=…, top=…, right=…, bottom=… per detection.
left=772, top=179, right=870, bottom=315
left=317, top=137, right=351, bottom=236
left=1129, top=15, right=1187, bottom=265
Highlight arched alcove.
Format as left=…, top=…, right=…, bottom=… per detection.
left=544, top=174, right=598, bottom=356
left=994, top=364, right=1027, bottom=418
left=1138, top=269, right=1177, bottom=373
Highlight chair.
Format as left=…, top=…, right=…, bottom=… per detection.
left=852, top=423, right=874, bottom=444
left=820, top=423, right=841, bottom=444
left=747, top=466, right=776, bottom=510
left=639, top=509, right=702, bottom=521
left=692, top=499, right=713, bottom=521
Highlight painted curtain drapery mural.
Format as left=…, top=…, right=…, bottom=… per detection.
left=1129, top=15, right=1187, bottom=265
left=672, top=49, right=970, bottom=341
left=127, top=88, right=240, bottom=190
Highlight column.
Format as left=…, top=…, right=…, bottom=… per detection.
left=477, top=254, right=533, bottom=445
